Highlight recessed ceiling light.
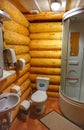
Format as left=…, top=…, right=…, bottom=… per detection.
left=51, top=1, right=61, bottom=11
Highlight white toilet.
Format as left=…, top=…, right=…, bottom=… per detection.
left=31, top=77, right=50, bottom=114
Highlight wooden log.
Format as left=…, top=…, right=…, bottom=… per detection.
left=0, top=64, right=30, bottom=92
left=3, top=79, right=30, bottom=94
left=47, top=91, right=59, bottom=97
left=30, top=67, right=61, bottom=75
left=3, top=20, right=29, bottom=36
left=16, top=54, right=31, bottom=63
left=4, top=30, right=30, bottom=45
left=20, top=87, right=31, bottom=101
left=29, top=22, right=62, bottom=33
left=48, top=85, right=59, bottom=92
left=3, top=83, right=15, bottom=93
left=30, top=50, right=61, bottom=58
left=29, top=40, right=62, bottom=50
left=4, top=45, right=29, bottom=55
left=30, top=58, right=61, bottom=68
left=21, top=79, right=30, bottom=94
left=29, top=74, right=60, bottom=84
left=25, top=12, right=63, bottom=21
left=1, top=0, right=29, bottom=27
left=15, top=72, right=30, bottom=86
left=3, top=73, right=30, bottom=93
left=30, top=32, right=62, bottom=40
left=31, top=83, right=59, bottom=92
left=0, top=74, right=17, bottom=93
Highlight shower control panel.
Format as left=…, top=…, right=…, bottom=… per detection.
left=68, top=61, right=79, bottom=65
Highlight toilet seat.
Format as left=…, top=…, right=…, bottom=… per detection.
left=31, top=90, right=47, bottom=103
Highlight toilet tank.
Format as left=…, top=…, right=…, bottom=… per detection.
left=36, top=77, right=50, bottom=91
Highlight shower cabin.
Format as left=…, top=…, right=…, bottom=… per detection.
left=59, top=7, right=84, bottom=129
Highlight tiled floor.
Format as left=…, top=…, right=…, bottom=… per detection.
left=10, top=97, right=61, bottom=130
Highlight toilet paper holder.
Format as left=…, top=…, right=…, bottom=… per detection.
left=10, top=85, right=21, bottom=96
left=3, top=48, right=25, bottom=70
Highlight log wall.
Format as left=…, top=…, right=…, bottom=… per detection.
left=0, top=0, right=31, bottom=120
left=0, top=0, right=63, bottom=122
left=29, top=22, right=62, bottom=97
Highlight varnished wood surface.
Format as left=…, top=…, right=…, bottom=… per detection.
left=10, top=97, right=61, bottom=130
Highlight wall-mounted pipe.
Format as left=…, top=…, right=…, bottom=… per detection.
left=0, top=10, right=11, bottom=22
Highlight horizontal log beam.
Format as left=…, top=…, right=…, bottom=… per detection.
left=29, top=22, right=62, bottom=33
left=29, top=40, right=62, bottom=50
left=31, top=83, right=59, bottom=92
left=30, top=32, right=62, bottom=40
left=30, top=58, right=61, bottom=68
left=29, top=74, right=60, bottom=84
left=25, top=12, right=64, bottom=22
left=30, top=50, right=61, bottom=58
left=47, top=91, right=59, bottom=97
left=30, top=67, right=61, bottom=75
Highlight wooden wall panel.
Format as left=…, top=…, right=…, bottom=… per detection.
left=29, top=22, right=62, bottom=97
left=47, top=91, right=59, bottom=97
left=29, top=40, right=62, bottom=50
left=16, top=54, right=31, bottom=63
left=30, top=58, right=61, bottom=67
left=30, top=32, right=62, bottom=40
left=29, top=22, right=62, bottom=33
left=31, top=83, right=59, bottom=92
left=26, top=13, right=64, bottom=21
left=30, top=50, right=61, bottom=58
left=3, top=20, right=29, bottom=36
left=29, top=74, right=60, bottom=85
left=4, top=30, right=30, bottom=45
left=4, top=45, right=29, bottom=55
left=30, top=67, right=60, bottom=75
left=3, top=72, right=30, bottom=93
left=0, top=0, right=31, bottom=121
left=1, top=0, right=29, bottom=27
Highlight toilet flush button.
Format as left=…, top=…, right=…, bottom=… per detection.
left=39, top=83, right=45, bottom=87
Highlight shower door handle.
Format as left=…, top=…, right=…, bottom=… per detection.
left=66, top=78, right=79, bottom=83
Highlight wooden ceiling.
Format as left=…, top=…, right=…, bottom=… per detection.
left=7, top=0, right=84, bottom=21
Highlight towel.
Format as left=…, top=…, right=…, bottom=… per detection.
left=11, top=85, right=20, bottom=93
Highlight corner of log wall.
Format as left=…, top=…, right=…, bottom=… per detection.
left=29, top=22, right=62, bottom=98
left=0, top=0, right=63, bottom=122
left=0, top=0, right=31, bottom=121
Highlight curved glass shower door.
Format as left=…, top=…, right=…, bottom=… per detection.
left=60, top=7, right=84, bottom=102
left=59, top=7, right=84, bottom=128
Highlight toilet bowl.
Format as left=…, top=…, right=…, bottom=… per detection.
left=31, top=77, right=50, bottom=114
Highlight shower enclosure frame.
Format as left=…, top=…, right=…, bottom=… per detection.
left=59, top=7, right=84, bottom=129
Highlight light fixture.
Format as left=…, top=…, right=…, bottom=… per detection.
left=51, top=0, right=61, bottom=11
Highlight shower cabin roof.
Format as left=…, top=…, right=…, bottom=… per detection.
left=63, top=7, right=84, bottom=22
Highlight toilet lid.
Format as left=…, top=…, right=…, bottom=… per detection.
left=31, top=90, right=47, bottom=103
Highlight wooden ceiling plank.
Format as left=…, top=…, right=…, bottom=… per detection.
left=65, top=0, right=78, bottom=11
left=48, top=0, right=52, bottom=11
left=34, top=0, right=42, bottom=12
left=18, top=0, right=39, bottom=12
left=77, top=0, right=84, bottom=7
left=8, top=0, right=27, bottom=13
left=36, top=0, right=50, bottom=11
